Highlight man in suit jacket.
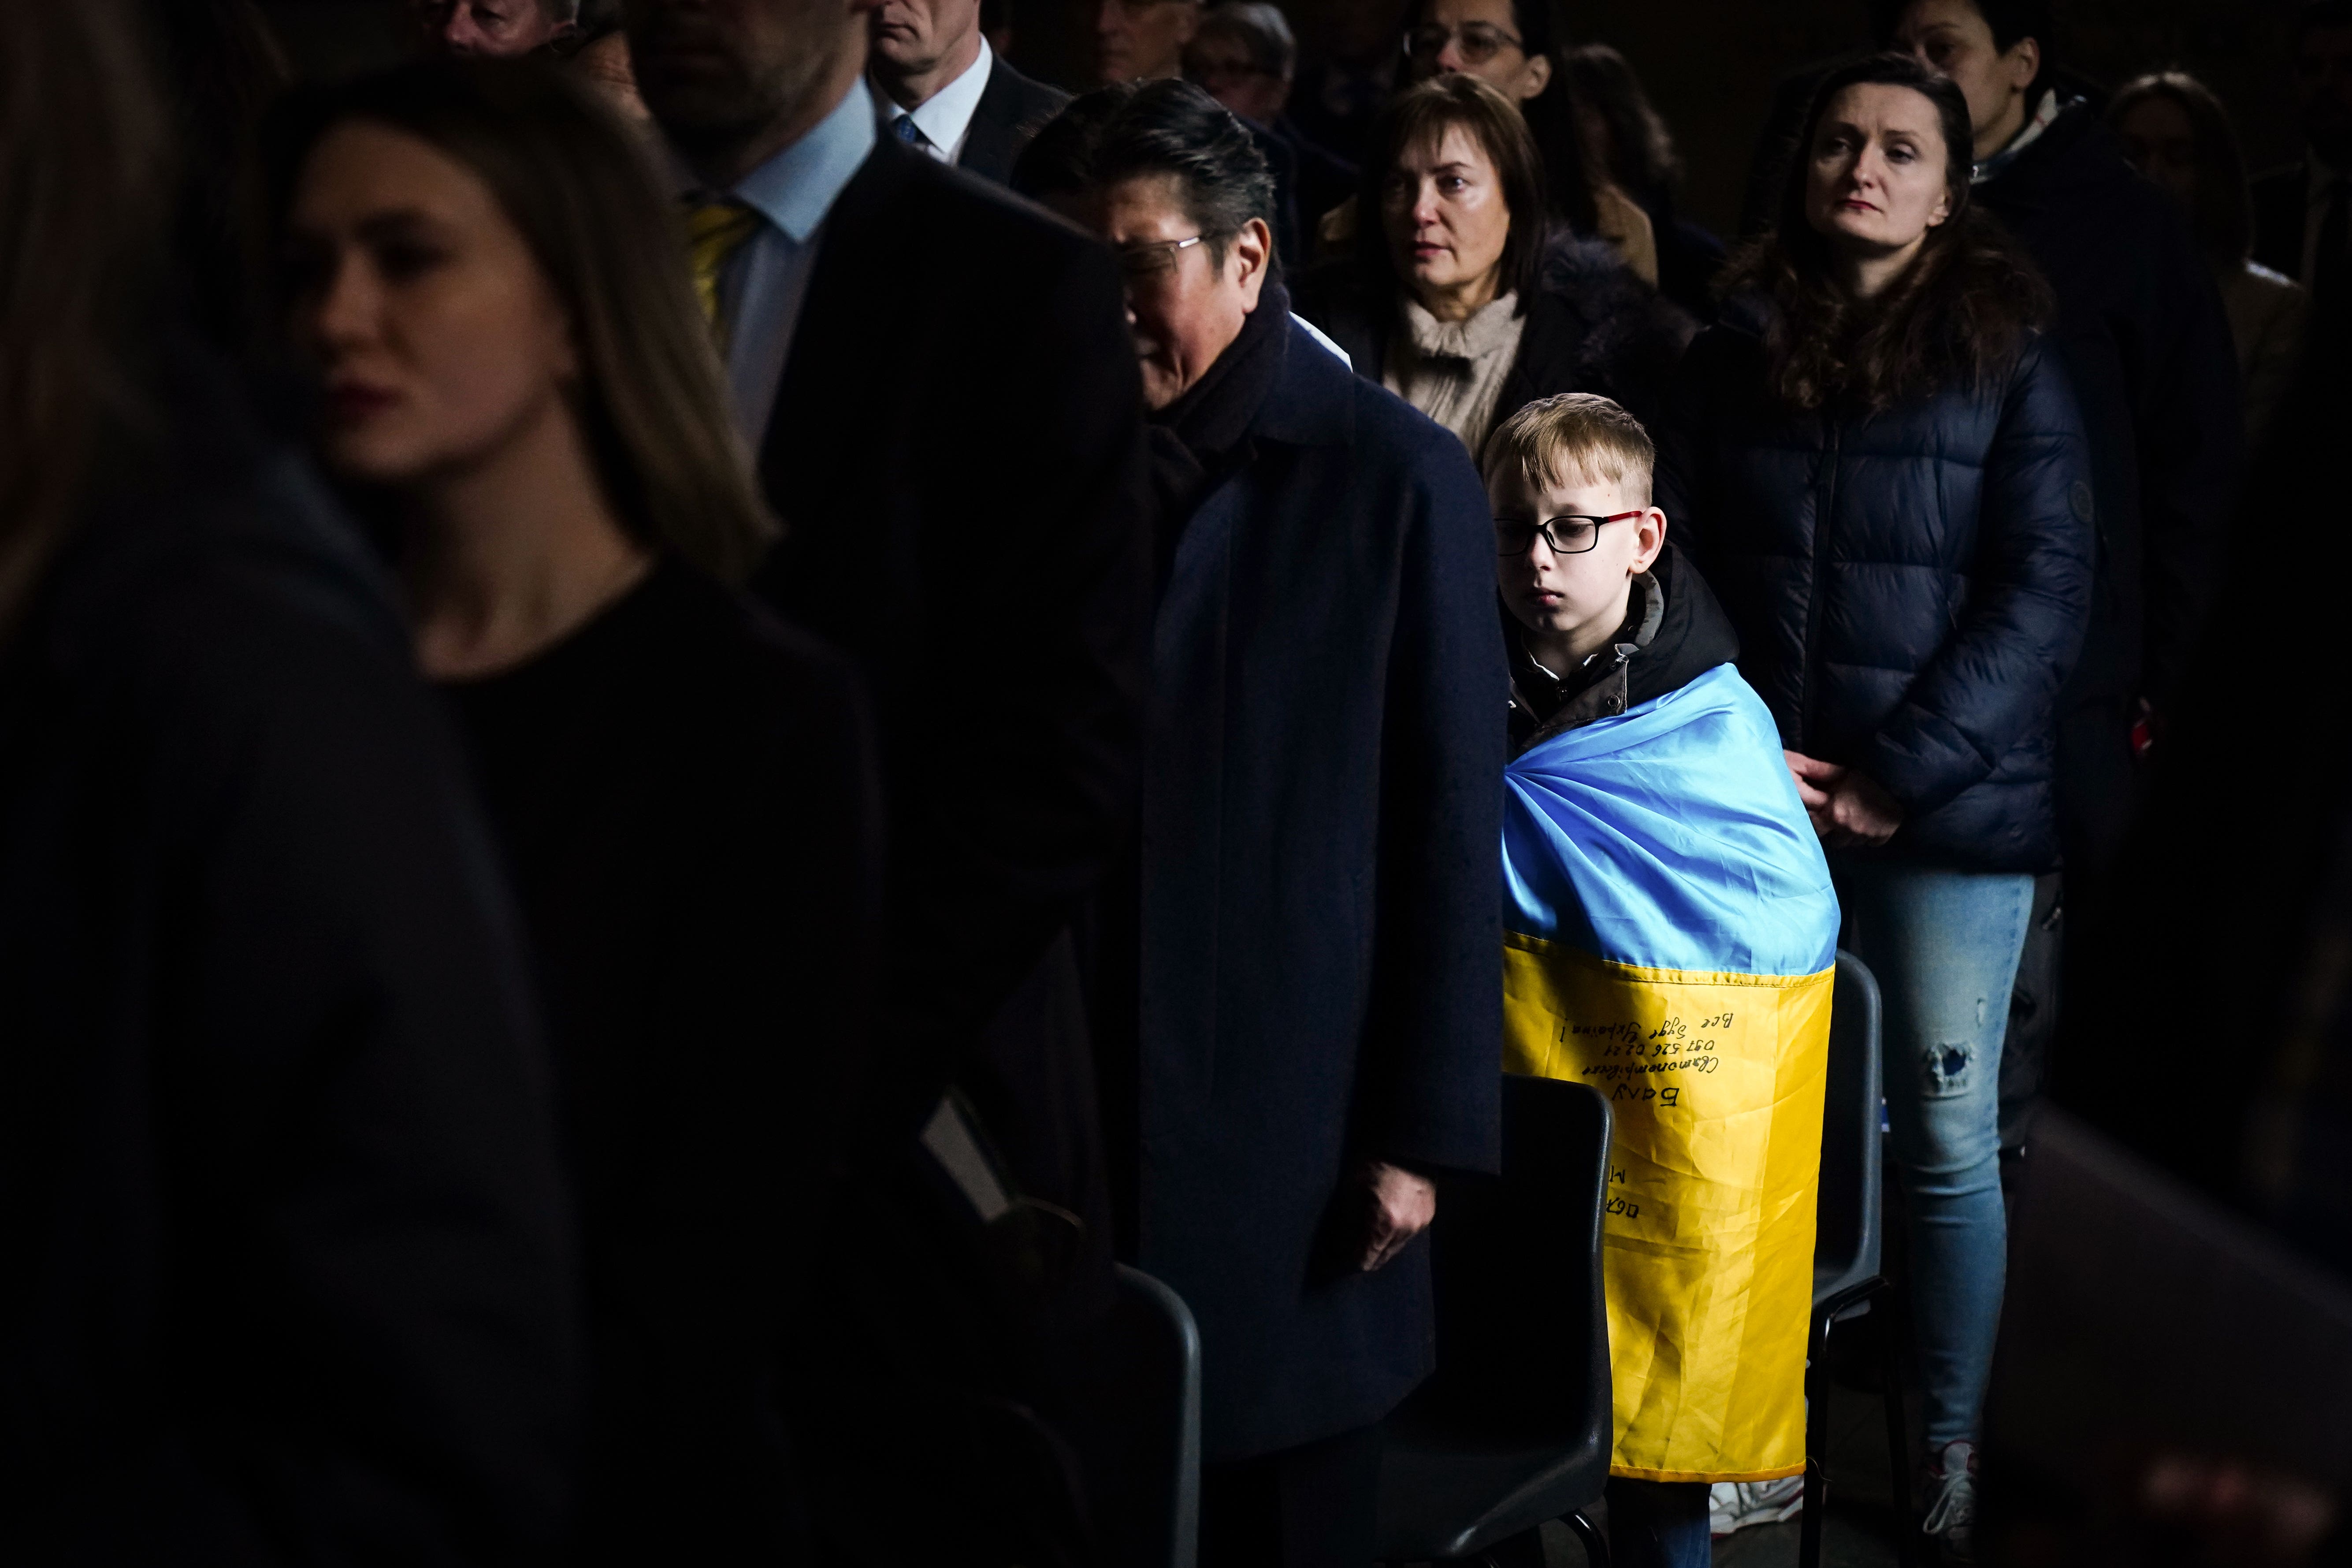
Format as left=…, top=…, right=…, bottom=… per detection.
left=2252, top=0, right=2352, bottom=310
left=624, top=0, right=1149, bottom=1557
left=869, top=0, right=1070, bottom=183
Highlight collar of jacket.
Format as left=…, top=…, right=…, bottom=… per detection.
left=1508, top=568, right=1664, bottom=750
left=1971, top=94, right=2108, bottom=203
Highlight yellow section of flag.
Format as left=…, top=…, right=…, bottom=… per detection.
left=1503, top=931, right=1832, bottom=1482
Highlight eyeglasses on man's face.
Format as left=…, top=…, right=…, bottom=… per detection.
left=1494, top=510, right=1645, bottom=556
left=1112, top=231, right=1228, bottom=286
left=1403, top=22, right=1525, bottom=67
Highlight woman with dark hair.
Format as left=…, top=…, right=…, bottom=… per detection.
left=1293, top=74, right=1689, bottom=454
left=1395, top=0, right=1661, bottom=283
left=271, top=59, right=881, bottom=1563
left=2111, top=71, right=2308, bottom=443
left=1561, top=42, right=1726, bottom=321
left=1657, top=54, right=2092, bottom=1562
left=1016, top=79, right=1504, bottom=1568
left=0, top=4, right=578, bottom=1561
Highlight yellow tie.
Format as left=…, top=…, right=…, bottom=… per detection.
left=684, top=197, right=761, bottom=342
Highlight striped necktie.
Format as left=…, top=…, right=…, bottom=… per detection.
left=683, top=197, right=761, bottom=342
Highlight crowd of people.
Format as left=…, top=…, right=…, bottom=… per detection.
left=2, top=0, right=2348, bottom=1566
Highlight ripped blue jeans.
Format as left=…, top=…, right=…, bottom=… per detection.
left=1832, top=860, right=2035, bottom=1450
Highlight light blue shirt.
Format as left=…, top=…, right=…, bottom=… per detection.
left=875, top=37, right=994, bottom=164
left=680, top=77, right=878, bottom=444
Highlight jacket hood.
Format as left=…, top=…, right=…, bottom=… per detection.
left=1631, top=544, right=1741, bottom=707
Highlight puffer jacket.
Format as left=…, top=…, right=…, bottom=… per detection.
left=1654, top=296, right=2096, bottom=873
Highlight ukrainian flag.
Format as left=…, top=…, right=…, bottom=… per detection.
left=1501, top=661, right=1839, bottom=1483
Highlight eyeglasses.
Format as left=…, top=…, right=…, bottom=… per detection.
left=1403, top=22, right=1525, bottom=66
left=1495, top=510, right=1645, bottom=555
left=1111, top=232, right=1226, bottom=284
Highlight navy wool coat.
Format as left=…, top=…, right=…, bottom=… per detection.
left=1656, top=301, right=2096, bottom=873
left=1135, top=321, right=1507, bottom=1462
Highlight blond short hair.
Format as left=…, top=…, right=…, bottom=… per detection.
left=1481, top=393, right=1655, bottom=506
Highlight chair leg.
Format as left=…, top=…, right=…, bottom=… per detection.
left=1561, top=1508, right=1610, bottom=1568
left=1799, top=1307, right=1831, bottom=1568
left=1877, top=1286, right=1915, bottom=1568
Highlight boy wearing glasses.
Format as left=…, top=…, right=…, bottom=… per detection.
left=1486, top=394, right=1840, bottom=1567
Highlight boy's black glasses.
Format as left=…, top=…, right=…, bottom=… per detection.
left=1494, top=509, right=1646, bottom=556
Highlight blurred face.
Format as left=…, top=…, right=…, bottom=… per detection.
left=1383, top=124, right=1512, bottom=308
left=1046, top=173, right=1269, bottom=410
left=283, top=121, right=579, bottom=490
left=1185, top=30, right=1289, bottom=126
left=870, top=0, right=982, bottom=80
left=1403, top=0, right=1549, bottom=103
left=1804, top=84, right=1953, bottom=275
left=1490, top=461, right=1664, bottom=652
left=2116, top=95, right=2202, bottom=212
left=1889, top=0, right=2038, bottom=158
left=2295, top=25, right=2352, bottom=164
left=412, top=0, right=567, bottom=56
left=1090, top=0, right=1199, bottom=85
left=623, top=0, right=866, bottom=156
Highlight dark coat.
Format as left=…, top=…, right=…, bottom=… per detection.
left=747, top=134, right=1149, bottom=1559
left=1972, top=103, right=2243, bottom=792
left=1133, top=319, right=1505, bottom=1462
left=957, top=54, right=1070, bottom=185
left=752, top=134, right=1149, bottom=1222
left=1656, top=300, right=2097, bottom=874
left=0, top=349, right=577, bottom=1562
left=1292, top=234, right=1696, bottom=435
left=2252, top=160, right=2311, bottom=284
left=442, top=562, right=881, bottom=1566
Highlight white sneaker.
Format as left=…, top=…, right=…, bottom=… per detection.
left=1709, top=1476, right=1806, bottom=1537
left=1921, top=1439, right=1978, bottom=1564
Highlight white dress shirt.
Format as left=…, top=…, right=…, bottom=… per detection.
left=674, top=77, right=878, bottom=444
left=874, top=37, right=995, bottom=165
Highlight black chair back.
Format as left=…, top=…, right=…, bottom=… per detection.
left=1423, top=1074, right=1613, bottom=1449
left=1813, top=949, right=1884, bottom=1301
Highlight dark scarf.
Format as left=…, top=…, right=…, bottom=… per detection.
left=1144, top=282, right=1293, bottom=588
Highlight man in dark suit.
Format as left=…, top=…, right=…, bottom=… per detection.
left=623, top=0, right=1150, bottom=1557
left=2252, top=0, right=2352, bottom=312
left=869, top=0, right=1069, bottom=183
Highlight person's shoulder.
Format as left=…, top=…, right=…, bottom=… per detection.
left=980, top=53, right=1071, bottom=126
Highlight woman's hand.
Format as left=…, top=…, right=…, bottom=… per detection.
left=1785, top=751, right=1905, bottom=847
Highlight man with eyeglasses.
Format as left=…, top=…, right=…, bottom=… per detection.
left=1016, top=79, right=1504, bottom=1568
left=409, top=0, right=575, bottom=56
left=1087, top=0, right=1200, bottom=85
left=1184, top=2, right=1359, bottom=265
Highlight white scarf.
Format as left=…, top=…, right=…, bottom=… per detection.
left=1383, top=290, right=1526, bottom=455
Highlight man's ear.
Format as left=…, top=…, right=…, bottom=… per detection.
left=2005, top=35, right=2042, bottom=93
left=1515, top=50, right=1553, bottom=102
left=1232, top=216, right=1274, bottom=310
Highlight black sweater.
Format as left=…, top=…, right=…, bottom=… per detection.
left=442, top=560, right=881, bottom=1564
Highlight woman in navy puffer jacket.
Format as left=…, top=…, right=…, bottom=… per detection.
left=1656, top=54, right=2091, bottom=1560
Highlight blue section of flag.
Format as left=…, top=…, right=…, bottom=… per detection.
left=1503, top=663, right=1839, bottom=977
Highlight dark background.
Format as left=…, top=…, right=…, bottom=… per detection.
left=262, top=0, right=2316, bottom=238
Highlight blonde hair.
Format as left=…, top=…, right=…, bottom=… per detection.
left=1481, top=393, right=1655, bottom=506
